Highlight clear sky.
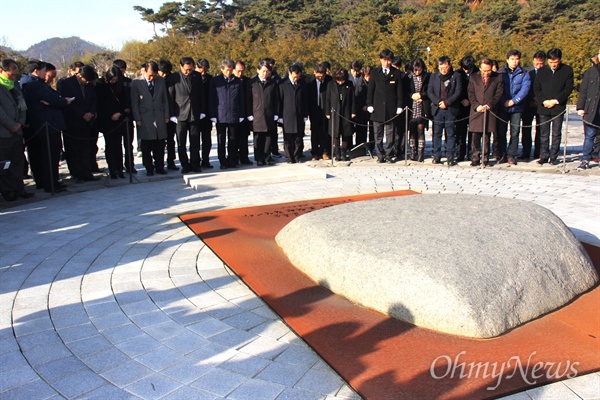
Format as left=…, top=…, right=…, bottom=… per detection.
left=0, top=0, right=168, bottom=51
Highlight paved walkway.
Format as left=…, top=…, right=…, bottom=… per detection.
left=1, top=120, right=599, bottom=399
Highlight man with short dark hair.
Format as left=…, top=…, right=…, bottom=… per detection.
left=534, top=48, right=574, bottom=165
left=233, top=61, right=252, bottom=165
left=427, top=55, right=462, bottom=165
left=456, top=55, right=479, bottom=161
left=520, top=51, right=546, bottom=160
left=113, top=59, right=136, bottom=173
left=278, top=63, right=308, bottom=163
left=468, top=58, right=504, bottom=167
left=209, top=59, right=245, bottom=169
left=496, top=49, right=531, bottom=165
left=168, top=56, right=205, bottom=173
left=307, top=63, right=331, bottom=160
left=131, top=62, right=170, bottom=176
left=196, top=58, right=214, bottom=168
left=576, top=48, right=600, bottom=170
left=367, top=49, right=404, bottom=163
left=59, top=64, right=98, bottom=183
left=158, top=59, right=177, bottom=171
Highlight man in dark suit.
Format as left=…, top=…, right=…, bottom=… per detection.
left=534, top=48, right=574, bottom=165
left=575, top=49, right=600, bottom=171
left=427, top=56, right=463, bottom=165
left=467, top=58, right=504, bottom=167
left=456, top=56, right=479, bottom=162
left=307, top=63, right=331, bottom=160
left=520, top=51, right=546, bottom=160
left=209, top=59, right=245, bottom=169
left=113, top=59, right=137, bottom=173
left=233, top=61, right=252, bottom=165
left=196, top=58, right=214, bottom=169
left=21, top=60, right=72, bottom=193
left=59, top=65, right=98, bottom=183
left=366, top=49, right=404, bottom=163
left=131, top=62, right=170, bottom=176
left=168, top=56, right=204, bottom=174
left=279, top=64, right=309, bottom=163
left=246, top=59, right=280, bottom=166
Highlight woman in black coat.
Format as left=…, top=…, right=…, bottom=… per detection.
left=325, top=68, right=356, bottom=161
left=96, top=67, right=131, bottom=178
left=407, top=58, right=431, bottom=162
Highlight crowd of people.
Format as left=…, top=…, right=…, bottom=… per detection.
left=0, top=47, right=598, bottom=202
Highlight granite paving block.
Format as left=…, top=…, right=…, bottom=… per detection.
left=72, top=383, right=133, bottom=400
left=0, top=378, right=58, bottom=400
left=228, top=379, right=285, bottom=400
left=275, top=345, right=319, bottom=367
left=51, top=369, right=107, bottom=398
left=223, top=311, right=267, bottom=330
left=0, top=349, right=28, bottom=372
left=128, top=310, right=173, bottom=328
left=159, top=385, right=218, bottom=400
left=0, top=363, right=39, bottom=393
left=219, top=352, right=271, bottom=377
left=82, top=347, right=131, bottom=373
left=135, top=346, right=183, bottom=372
left=66, top=334, right=113, bottom=358
left=90, top=312, right=131, bottom=331
left=210, top=328, right=257, bottom=349
left=160, top=359, right=213, bottom=384
left=274, top=387, right=324, bottom=400
left=238, top=335, right=289, bottom=360
left=187, top=317, right=232, bottom=338
left=256, top=361, right=312, bottom=387
left=100, top=360, right=154, bottom=388
left=190, top=368, right=247, bottom=397
left=294, top=368, right=345, bottom=396
left=21, top=341, right=72, bottom=366
left=563, top=373, right=600, bottom=399
left=35, top=355, right=88, bottom=383
left=124, top=373, right=182, bottom=400
left=57, top=322, right=99, bottom=343
left=187, top=342, right=239, bottom=365
left=115, top=335, right=162, bottom=357
left=162, top=331, right=211, bottom=354
left=100, top=323, right=145, bottom=344
left=250, top=320, right=292, bottom=341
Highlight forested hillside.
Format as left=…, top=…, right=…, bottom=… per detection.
left=122, top=0, right=598, bottom=88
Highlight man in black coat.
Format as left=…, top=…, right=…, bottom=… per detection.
left=196, top=58, right=214, bottom=169
left=278, top=64, right=308, bottom=163
left=366, top=49, right=404, bottom=163
left=59, top=65, right=98, bottom=183
left=533, top=48, right=574, bottom=165
left=234, top=61, right=253, bottom=165
left=113, top=59, right=137, bottom=173
left=22, top=60, right=69, bottom=192
left=456, top=56, right=478, bottom=162
left=307, top=63, right=331, bottom=160
left=520, top=51, right=546, bottom=160
left=168, top=56, right=204, bottom=173
left=576, top=49, right=600, bottom=170
left=246, top=59, right=280, bottom=166
left=427, top=56, right=463, bottom=165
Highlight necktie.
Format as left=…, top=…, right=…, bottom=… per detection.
left=483, top=76, right=488, bottom=86
left=148, top=81, right=155, bottom=96
left=384, top=68, right=388, bottom=76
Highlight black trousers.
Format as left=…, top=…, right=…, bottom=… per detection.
left=39, top=129, right=62, bottom=191
left=24, top=126, right=44, bottom=187
left=521, top=108, right=541, bottom=159
left=455, top=114, right=470, bottom=161
left=63, top=126, right=93, bottom=179
left=123, top=119, right=135, bottom=170
left=283, top=132, right=303, bottom=162
left=310, top=112, right=327, bottom=157
left=104, top=127, right=125, bottom=173
left=216, top=122, right=239, bottom=166
left=199, top=118, right=212, bottom=165
left=141, top=138, right=166, bottom=172
left=471, top=131, right=491, bottom=163
left=238, top=121, right=251, bottom=162
left=166, top=121, right=177, bottom=164
left=373, top=121, right=395, bottom=160
left=538, top=113, right=564, bottom=161
left=253, top=131, right=273, bottom=163
left=176, top=120, right=201, bottom=169
left=0, top=134, right=26, bottom=196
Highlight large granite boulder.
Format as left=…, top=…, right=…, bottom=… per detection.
left=275, top=194, right=598, bottom=338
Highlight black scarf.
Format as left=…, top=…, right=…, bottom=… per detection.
left=440, top=68, right=453, bottom=82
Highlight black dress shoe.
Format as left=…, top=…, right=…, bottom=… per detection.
left=470, top=160, right=479, bottom=167
left=44, top=187, right=67, bottom=193
left=110, top=171, right=117, bottom=179
left=536, top=158, right=546, bottom=165
left=118, top=171, right=125, bottom=179
left=126, top=167, right=138, bottom=174
left=257, top=161, right=265, bottom=166
left=272, top=152, right=283, bottom=158
left=385, top=157, right=394, bottom=164
left=181, top=166, right=190, bottom=174
left=240, top=160, right=253, bottom=165
left=155, top=169, right=167, bottom=175
left=447, top=157, right=455, bottom=166
left=376, top=158, right=385, bottom=163
left=84, top=176, right=100, bottom=182
left=549, top=158, right=558, bottom=165
left=201, top=163, right=214, bottom=169
left=76, top=178, right=86, bottom=184
left=190, top=166, right=201, bottom=172
left=146, top=170, right=154, bottom=176
left=432, top=157, right=442, bottom=164
left=3, top=193, right=17, bottom=201
left=167, top=163, right=179, bottom=170
left=220, top=164, right=228, bottom=170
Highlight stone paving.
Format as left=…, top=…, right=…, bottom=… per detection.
left=1, top=114, right=599, bottom=399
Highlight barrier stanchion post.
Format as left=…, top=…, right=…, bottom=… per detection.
left=563, top=108, right=568, bottom=174
left=45, top=122, right=55, bottom=195
left=125, top=117, right=133, bottom=183
left=404, top=106, right=409, bottom=166
left=481, top=108, right=487, bottom=169
left=330, top=108, right=334, bottom=165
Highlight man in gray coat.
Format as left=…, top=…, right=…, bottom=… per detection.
left=131, top=62, right=169, bottom=176
left=576, top=49, right=600, bottom=170
left=0, top=59, right=33, bottom=201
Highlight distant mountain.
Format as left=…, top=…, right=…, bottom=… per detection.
left=21, top=36, right=107, bottom=67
